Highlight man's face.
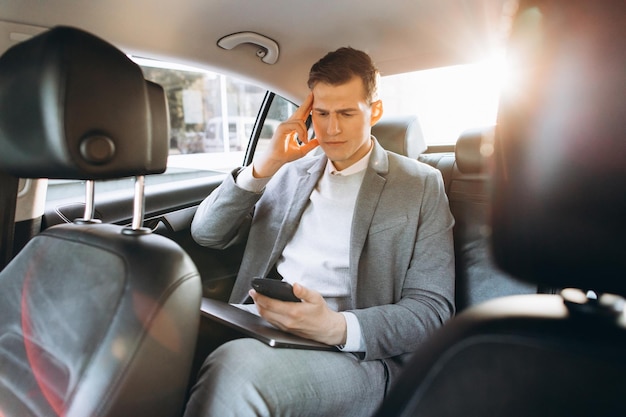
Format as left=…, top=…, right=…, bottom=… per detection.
left=311, top=76, right=381, bottom=171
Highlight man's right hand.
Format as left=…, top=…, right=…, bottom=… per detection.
left=252, top=93, right=319, bottom=178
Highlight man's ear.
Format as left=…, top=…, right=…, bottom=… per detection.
left=370, top=100, right=384, bottom=126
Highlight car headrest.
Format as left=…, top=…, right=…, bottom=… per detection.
left=455, top=126, right=493, bottom=174
left=372, top=115, right=426, bottom=158
left=0, top=26, right=168, bottom=179
left=491, top=0, right=626, bottom=295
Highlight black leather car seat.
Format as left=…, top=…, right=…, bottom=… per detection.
left=0, top=27, right=201, bottom=417
left=373, top=0, right=626, bottom=415
left=451, top=127, right=537, bottom=311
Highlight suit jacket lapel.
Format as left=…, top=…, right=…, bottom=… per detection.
left=349, top=139, right=389, bottom=305
left=266, top=155, right=326, bottom=270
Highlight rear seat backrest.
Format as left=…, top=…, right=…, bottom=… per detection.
left=418, top=152, right=455, bottom=192
left=370, top=116, right=538, bottom=312
left=447, top=127, right=537, bottom=311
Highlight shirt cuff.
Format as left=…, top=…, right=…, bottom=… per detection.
left=235, top=164, right=271, bottom=193
left=338, top=312, right=365, bottom=352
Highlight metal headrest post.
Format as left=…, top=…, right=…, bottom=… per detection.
left=122, top=175, right=152, bottom=235
left=74, top=180, right=101, bottom=224
left=0, top=27, right=168, bottom=235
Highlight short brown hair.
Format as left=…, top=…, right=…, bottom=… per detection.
left=307, top=47, right=379, bottom=104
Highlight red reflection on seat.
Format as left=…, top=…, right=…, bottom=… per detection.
left=21, top=269, right=65, bottom=417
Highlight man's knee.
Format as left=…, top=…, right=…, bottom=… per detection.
left=187, top=339, right=275, bottom=417
left=200, top=337, right=294, bottom=402
left=199, top=339, right=266, bottom=382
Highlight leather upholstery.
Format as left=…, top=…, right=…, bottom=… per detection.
left=0, top=26, right=201, bottom=417
left=451, top=126, right=537, bottom=310
left=0, top=224, right=201, bottom=417
left=0, top=26, right=167, bottom=179
left=375, top=294, right=626, bottom=417
left=374, top=1, right=626, bottom=415
left=374, top=118, right=537, bottom=311
left=372, top=115, right=426, bottom=158
left=416, top=127, right=537, bottom=312
left=492, top=0, right=626, bottom=293
left=454, top=127, right=491, bottom=174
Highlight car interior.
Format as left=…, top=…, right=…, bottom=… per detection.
left=373, top=2, right=626, bottom=416
left=0, top=0, right=624, bottom=416
left=0, top=27, right=201, bottom=417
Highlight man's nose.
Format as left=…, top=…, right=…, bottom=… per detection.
left=327, top=113, right=341, bottom=135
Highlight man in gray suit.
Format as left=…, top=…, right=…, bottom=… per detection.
left=185, top=47, right=455, bottom=417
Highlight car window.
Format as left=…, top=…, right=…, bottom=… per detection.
left=45, top=57, right=502, bottom=202
left=137, top=59, right=270, bottom=174
left=251, top=95, right=296, bottom=162
left=380, top=56, right=504, bottom=146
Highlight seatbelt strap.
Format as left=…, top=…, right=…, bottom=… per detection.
left=0, top=171, right=18, bottom=271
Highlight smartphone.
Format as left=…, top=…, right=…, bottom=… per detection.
left=251, top=278, right=301, bottom=302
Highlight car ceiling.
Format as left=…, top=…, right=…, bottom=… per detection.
left=0, top=0, right=508, bottom=102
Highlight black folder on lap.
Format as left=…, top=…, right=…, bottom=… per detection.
left=200, top=297, right=338, bottom=351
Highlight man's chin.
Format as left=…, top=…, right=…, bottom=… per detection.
left=320, top=149, right=346, bottom=163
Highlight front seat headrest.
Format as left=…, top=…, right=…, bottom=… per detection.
left=0, top=26, right=168, bottom=179
left=491, top=0, right=626, bottom=295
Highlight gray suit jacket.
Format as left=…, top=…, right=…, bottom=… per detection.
left=191, top=138, right=455, bottom=384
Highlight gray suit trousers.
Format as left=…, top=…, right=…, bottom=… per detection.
left=184, top=338, right=387, bottom=417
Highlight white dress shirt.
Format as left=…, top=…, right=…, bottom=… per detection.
left=235, top=145, right=373, bottom=352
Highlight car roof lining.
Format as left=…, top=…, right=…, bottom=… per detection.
left=0, top=0, right=506, bottom=103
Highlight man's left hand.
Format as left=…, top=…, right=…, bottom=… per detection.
left=249, top=283, right=347, bottom=346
